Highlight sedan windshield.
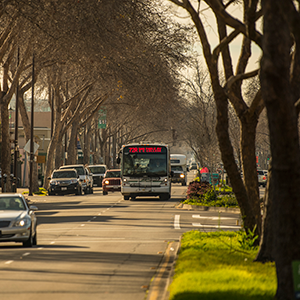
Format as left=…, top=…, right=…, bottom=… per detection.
left=0, top=197, right=26, bottom=210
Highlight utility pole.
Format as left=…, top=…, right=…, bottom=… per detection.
left=29, top=53, right=35, bottom=196
left=13, top=48, right=19, bottom=192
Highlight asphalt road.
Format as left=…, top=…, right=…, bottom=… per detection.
left=0, top=173, right=242, bottom=300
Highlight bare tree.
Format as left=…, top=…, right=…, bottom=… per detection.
left=169, top=0, right=264, bottom=237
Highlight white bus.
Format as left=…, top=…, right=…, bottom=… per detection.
left=170, top=154, right=187, bottom=186
left=118, top=143, right=171, bottom=201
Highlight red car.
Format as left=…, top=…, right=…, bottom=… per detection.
left=102, top=169, right=121, bottom=195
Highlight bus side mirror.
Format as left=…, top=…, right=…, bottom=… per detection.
left=171, top=171, right=174, bottom=177
left=116, top=157, right=120, bottom=164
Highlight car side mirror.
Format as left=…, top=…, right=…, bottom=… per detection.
left=117, top=157, right=120, bottom=164
left=171, top=171, right=174, bottom=177
left=29, top=205, right=38, bottom=211
left=47, top=177, right=51, bottom=180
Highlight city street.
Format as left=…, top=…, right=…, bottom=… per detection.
left=0, top=176, right=242, bottom=300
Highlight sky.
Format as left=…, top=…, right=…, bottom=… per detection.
left=164, top=0, right=262, bottom=73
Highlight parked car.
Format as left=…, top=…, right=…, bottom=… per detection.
left=59, top=164, right=93, bottom=194
left=88, top=164, right=107, bottom=187
left=257, top=170, right=267, bottom=187
left=0, top=193, right=38, bottom=247
left=102, top=169, right=121, bottom=195
left=48, top=169, right=83, bottom=196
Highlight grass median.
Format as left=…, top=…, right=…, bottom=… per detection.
left=169, top=230, right=276, bottom=300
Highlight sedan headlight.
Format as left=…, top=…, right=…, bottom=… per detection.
left=70, top=179, right=78, bottom=184
left=180, top=174, right=185, bottom=178
left=13, top=218, right=31, bottom=227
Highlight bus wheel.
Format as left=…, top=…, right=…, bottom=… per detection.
left=124, top=196, right=129, bottom=200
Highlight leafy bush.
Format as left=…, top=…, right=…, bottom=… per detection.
left=186, top=180, right=215, bottom=201
left=184, top=179, right=238, bottom=208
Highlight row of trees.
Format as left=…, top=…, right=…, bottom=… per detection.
left=0, top=1, right=191, bottom=191
left=1, top=0, right=298, bottom=297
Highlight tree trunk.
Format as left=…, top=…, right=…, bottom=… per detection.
left=55, top=134, right=63, bottom=169
left=214, top=85, right=258, bottom=233
left=0, top=99, right=11, bottom=191
left=255, top=160, right=274, bottom=262
left=67, top=122, right=78, bottom=165
left=261, top=1, right=300, bottom=298
left=240, top=113, right=262, bottom=238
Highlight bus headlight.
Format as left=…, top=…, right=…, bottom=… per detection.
left=180, top=174, right=185, bottom=178
left=164, top=178, right=168, bottom=182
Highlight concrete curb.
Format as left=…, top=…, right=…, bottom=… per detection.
left=146, top=240, right=180, bottom=300
left=176, top=202, right=240, bottom=213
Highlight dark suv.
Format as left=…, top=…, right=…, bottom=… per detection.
left=59, top=165, right=93, bottom=194
left=48, top=169, right=82, bottom=195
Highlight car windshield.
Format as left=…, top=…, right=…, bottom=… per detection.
left=105, top=171, right=121, bottom=178
left=171, top=166, right=183, bottom=171
left=89, top=166, right=106, bottom=173
left=53, top=171, right=77, bottom=178
left=0, top=197, right=26, bottom=210
left=61, top=166, right=84, bottom=175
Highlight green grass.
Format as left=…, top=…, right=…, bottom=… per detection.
left=169, top=231, right=276, bottom=300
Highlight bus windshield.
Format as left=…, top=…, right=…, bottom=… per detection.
left=123, top=146, right=167, bottom=177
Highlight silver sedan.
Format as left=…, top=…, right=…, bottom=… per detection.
left=0, top=193, right=38, bottom=247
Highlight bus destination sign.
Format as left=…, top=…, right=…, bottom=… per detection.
left=129, top=146, right=162, bottom=153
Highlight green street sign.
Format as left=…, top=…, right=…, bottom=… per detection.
left=98, top=108, right=107, bottom=129
left=292, top=261, right=300, bottom=299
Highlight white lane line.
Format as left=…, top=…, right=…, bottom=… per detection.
left=50, top=241, right=55, bottom=244
left=81, top=224, right=85, bottom=227
left=22, top=253, right=30, bottom=256
left=192, top=215, right=237, bottom=220
left=174, top=215, right=181, bottom=230
left=192, top=223, right=241, bottom=229
left=5, top=261, right=13, bottom=265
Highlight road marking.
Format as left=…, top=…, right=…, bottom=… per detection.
left=148, top=242, right=174, bottom=300
left=50, top=241, right=55, bottom=244
left=22, top=253, right=30, bottom=256
left=192, top=215, right=238, bottom=220
left=5, top=261, right=13, bottom=265
left=174, top=215, right=180, bottom=229
left=192, top=223, right=241, bottom=229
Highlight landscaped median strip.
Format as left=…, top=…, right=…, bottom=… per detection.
left=168, top=231, right=276, bottom=300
